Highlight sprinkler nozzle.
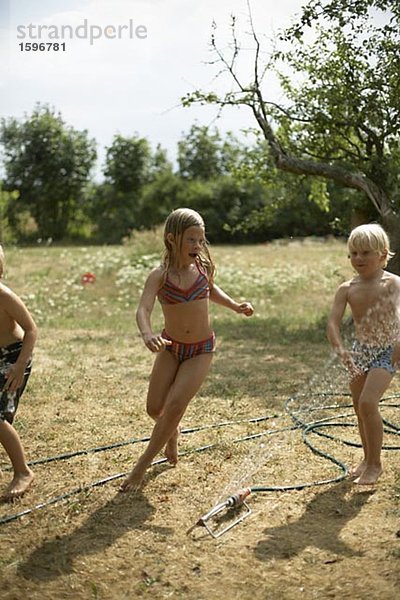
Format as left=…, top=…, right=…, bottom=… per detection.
left=187, top=488, right=252, bottom=538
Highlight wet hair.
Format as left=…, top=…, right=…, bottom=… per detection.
left=0, top=245, right=4, bottom=278
left=162, top=208, right=215, bottom=281
left=348, top=224, right=395, bottom=267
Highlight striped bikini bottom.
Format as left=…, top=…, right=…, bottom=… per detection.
left=162, top=330, right=216, bottom=363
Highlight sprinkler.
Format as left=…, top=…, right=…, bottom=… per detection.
left=188, top=488, right=252, bottom=538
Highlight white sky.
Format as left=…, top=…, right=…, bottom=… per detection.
left=0, top=0, right=305, bottom=177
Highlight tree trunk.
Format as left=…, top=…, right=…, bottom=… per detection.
left=381, top=212, right=400, bottom=275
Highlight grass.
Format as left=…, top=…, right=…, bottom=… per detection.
left=0, top=236, right=399, bottom=600
left=4, top=235, right=350, bottom=330
left=0, top=237, right=362, bottom=472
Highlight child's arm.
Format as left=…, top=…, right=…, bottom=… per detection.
left=136, top=268, right=172, bottom=352
left=391, top=276, right=400, bottom=367
left=0, top=290, right=37, bottom=393
left=327, top=283, right=348, bottom=353
left=210, top=284, right=254, bottom=316
left=327, top=282, right=356, bottom=372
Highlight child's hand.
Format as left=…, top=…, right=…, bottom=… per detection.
left=4, top=364, right=25, bottom=392
left=336, top=348, right=362, bottom=379
left=142, top=333, right=172, bottom=353
left=236, top=302, right=254, bottom=317
left=392, top=344, right=400, bottom=368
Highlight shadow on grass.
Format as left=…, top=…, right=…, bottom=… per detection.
left=18, top=465, right=173, bottom=582
left=254, top=481, right=374, bottom=561
left=200, top=316, right=329, bottom=401
left=214, top=315, right=328, bottom=345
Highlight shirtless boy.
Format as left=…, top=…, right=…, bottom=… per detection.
left=0, top=246, right=37, bottom=501
left=327, top=224, right=400, bottom=485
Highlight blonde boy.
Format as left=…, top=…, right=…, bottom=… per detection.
left=327, top=224, right=400, bottom=485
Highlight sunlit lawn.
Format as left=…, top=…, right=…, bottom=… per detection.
left=1, top=236, right=399, bottom=600
left=4, top=235, right=352, bottom=333
left=2, top=235, right=356, bottom=434
left=1, top=235, right=356, bottom=455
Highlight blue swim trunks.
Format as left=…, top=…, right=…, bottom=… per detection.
left=352, top=340, right=396, bottom=375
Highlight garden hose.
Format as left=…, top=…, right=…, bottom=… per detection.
left=1, top=392, right=399, bottom=528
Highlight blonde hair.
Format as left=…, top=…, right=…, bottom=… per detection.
left=162, top=208, right=215, bottom=281
left=348, top=224, right=395, bottom=267
left=0, top=245, right=4, bottom=278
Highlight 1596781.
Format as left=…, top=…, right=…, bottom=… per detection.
left=19, top=42, right=66, bottom=51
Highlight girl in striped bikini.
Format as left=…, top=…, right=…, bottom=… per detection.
left=120, top=208, right=254, bottom=492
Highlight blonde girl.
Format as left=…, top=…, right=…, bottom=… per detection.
left=121, top=208, right=254, bottom=491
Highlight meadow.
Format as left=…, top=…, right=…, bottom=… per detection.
left=0, top=236, right=399, bottom=600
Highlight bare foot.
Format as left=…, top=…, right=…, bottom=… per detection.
left=348, top=460, right=366, bottom=480
left=354, top=465, right=383, bottom=485
left=119, top=466, right=145, bottom=493
left=165, top=427, right=180, bottom=465
left=1, top=469, right=34, bottom=502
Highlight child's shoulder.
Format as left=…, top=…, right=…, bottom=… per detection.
left=149, top=264, right=165, bottom=277
left=145, top=265, right=166, bottom=285
left=0, top=281, right=13, bottom=297
left=0, top=282, right=16, bottom=307
left=337, top=278, right=353, bottom=292
left=384, top=270, right=400, bottom=281
left=384, top=271, right=400, bottom=290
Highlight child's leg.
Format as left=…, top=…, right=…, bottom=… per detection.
left=354, top=368, right=393, bottom=485
left=349, top=373, right=368, bottom=478
left=120, top=353, right=213, bottom=492
left=146, top=351, right=180, bottom=463
left=146, top=351, right=180, bottom=419
left=0, top=420, right=34, bottom=500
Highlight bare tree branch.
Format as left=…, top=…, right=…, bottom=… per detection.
left=250, top=102, right=389, bottom=215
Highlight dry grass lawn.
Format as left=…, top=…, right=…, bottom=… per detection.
left=0, top=238, right=399, bottom=599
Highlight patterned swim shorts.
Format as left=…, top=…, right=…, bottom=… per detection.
left=162, top=330, right=216, bottom=363
left=0, top=341, right=32, bottom=424
left=352, top=340, right=396, bottom=376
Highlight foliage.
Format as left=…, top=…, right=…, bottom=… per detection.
left=88, top=135, right=172, bottom=242
left=275, top=0, right=400, bottom=206
left=137, top=169, right=182, bottom=230
left=0, top=104, right=96, bottom=240
left=84, top=183, right=136, bottom=243
left=103, top=134, right=152, bottom=193
left=6, top=18, right=397, bottom=246
left=0, top=184, right=19, bottom=243
left=277, top=0, right=400, bottom=269
left=182, top=0, right=400, bottom=269
left=177, top=124, right=244, bottom=180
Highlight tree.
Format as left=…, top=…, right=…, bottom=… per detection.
left=177, top=124, right=243, bottom=180
left=88, top=134, right=153, bottom=241
left=0, top=104, right=96, bottom=240
left=104, top=134, right=152, bottom=193
left=90, top=135, right=174, bottom=241
left=183, top=0, right=400, bottom=271
left=0, top=184, right=19, bottom=243
left=137, top=170, right=182, bottom=230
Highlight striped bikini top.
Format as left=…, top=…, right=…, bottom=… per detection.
left=157, top=263, right=210, bottom=305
